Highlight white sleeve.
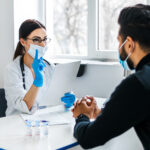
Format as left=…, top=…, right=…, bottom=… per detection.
left=4, top=65, right=38, bottom=114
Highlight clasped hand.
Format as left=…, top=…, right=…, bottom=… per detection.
left=71, top=96, right=101, bottom=119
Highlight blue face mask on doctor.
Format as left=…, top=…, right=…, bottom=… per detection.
left=118, top=39, right=134, bottom=70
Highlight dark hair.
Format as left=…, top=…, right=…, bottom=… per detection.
left=13, top=19, right=46, bottom=60
left=118, top=4, right=150, bottom=52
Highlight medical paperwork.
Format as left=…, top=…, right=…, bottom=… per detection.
left=20, top=97, right=106, bottom=126
left=20, top=105, right=70, bottom=126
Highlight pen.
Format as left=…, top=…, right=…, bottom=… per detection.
left=40, top=120, right=69, bottom=126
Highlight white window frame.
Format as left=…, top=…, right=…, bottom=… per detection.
left=14, top=0, right=150, bottom=60
left=94, top=0, right=150, bottom=60
left=94, top=0, right=118, bottom=60
left=45, top=0, right=117, bottom=59
left=44, top=0, right=123, bottom=60
left=87, top=0, right=118, bottom=60
left=13, top=0, right=150, bottom=61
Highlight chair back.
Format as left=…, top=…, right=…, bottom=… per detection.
left=0, top=88, right=7, bottom=117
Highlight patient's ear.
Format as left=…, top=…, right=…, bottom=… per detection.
left=126, top=36, right=135, bottom=53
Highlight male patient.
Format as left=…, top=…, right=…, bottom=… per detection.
left=72, top=4, right=150, bottom=150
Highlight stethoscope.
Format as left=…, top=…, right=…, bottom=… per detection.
left=20, top=55, right=50, bottom=90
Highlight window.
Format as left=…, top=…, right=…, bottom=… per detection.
left=45, top=0, right=88, bottom=58
left=45, top=0, right=149, bottom=59
left=97, top=0, right=147, bottom=51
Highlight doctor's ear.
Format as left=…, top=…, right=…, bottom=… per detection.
left=20, top=38, right=26, bottom=47
left=126, top=36, right=135, bottom=52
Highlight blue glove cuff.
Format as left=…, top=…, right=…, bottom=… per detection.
left=33, top=78, right=43, bottom=87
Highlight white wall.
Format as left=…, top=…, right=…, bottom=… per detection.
left=14, top=0, right=45, bottom=48
left=0, top=0, right=14, bottom=88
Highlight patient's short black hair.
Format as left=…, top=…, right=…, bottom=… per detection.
left=118, top=4, right=150, bottom=52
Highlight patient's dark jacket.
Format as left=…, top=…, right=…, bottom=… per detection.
left=74, top=54, right=150, bottom=150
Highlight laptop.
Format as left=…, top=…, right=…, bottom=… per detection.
left=39, top=61, right=81, bottom=107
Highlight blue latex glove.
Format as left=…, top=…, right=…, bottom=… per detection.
left=61, top=92, right=76, bottom=108
left=32, top=49, right=46, bottom=87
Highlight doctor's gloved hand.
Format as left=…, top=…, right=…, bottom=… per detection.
left=61, top=92, right=76, bottom=109
left=32, top=49, right=46, bottom=87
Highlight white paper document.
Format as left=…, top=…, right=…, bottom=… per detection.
left=20, top=105, right=70, bottom=126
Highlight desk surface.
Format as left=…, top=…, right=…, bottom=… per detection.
left=0, top=98, right=143, bottom=150
left=0, top=97, right=106, bottom=150
left=0, top=106, right=78, bottom=150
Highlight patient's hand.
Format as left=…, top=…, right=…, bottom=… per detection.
left=71, top=96, right=101, bottom=119
left=72, top=99, right=94, bottom=119
left=84, top=96, right=101, bottom=119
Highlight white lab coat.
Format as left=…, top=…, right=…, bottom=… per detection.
left=4, top=56, right=55, bottom=116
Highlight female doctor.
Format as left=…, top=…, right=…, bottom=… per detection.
left=4, top=19, right=54, bottom=116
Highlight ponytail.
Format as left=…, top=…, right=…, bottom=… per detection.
left=13, top=41, right=25, bottom=60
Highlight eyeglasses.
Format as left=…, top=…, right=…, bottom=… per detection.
left=26, top=37, right=52, bottom=44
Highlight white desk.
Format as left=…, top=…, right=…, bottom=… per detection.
left=0, top=105, right=80, bottom=150
left=0, top=98, right=143, bottom=150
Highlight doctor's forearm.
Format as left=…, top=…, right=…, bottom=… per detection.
left=23, top=84, right=39, bottom=110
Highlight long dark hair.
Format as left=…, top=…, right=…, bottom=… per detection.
left=13, top=19, right=46, bottom=60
